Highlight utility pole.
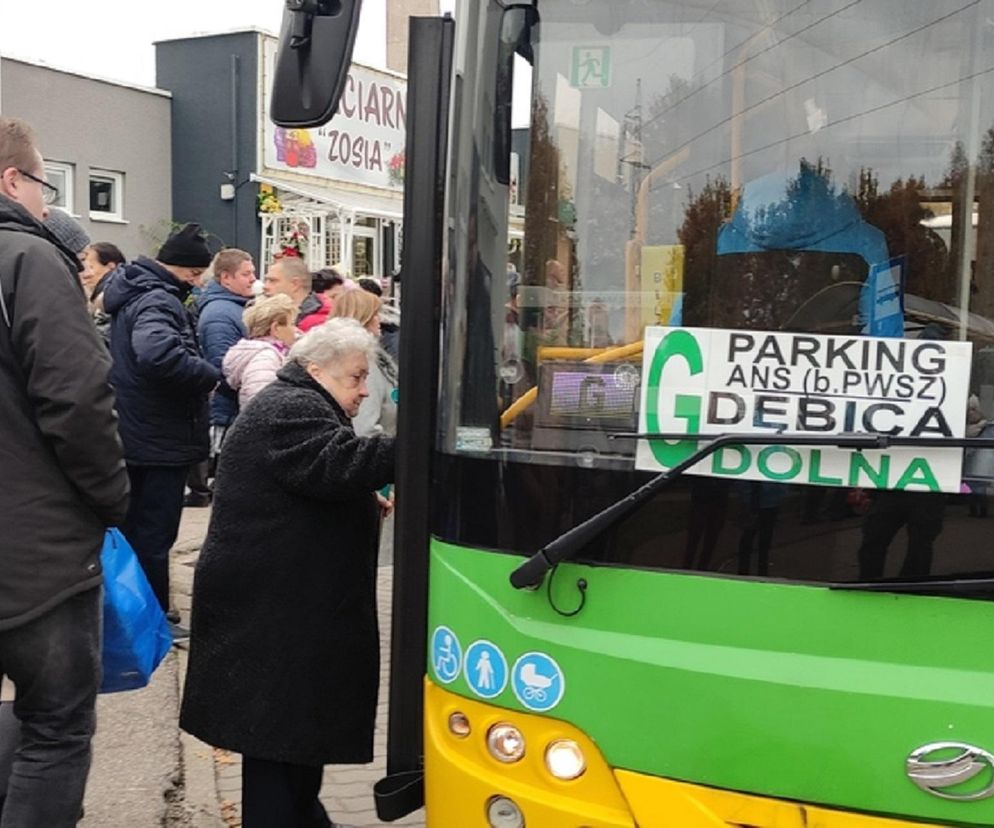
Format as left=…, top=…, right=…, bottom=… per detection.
left=618, top=78, right=648, bottom=236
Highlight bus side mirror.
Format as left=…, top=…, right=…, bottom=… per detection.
left=270, top=0, right=363, bottom=128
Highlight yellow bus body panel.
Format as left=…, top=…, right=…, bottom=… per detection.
left=614, top=772, right=950, bottom=828
left=425, top=679, right=951, bottom=827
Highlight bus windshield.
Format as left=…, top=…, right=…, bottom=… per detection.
left=435, top=0, right=994, bottom=587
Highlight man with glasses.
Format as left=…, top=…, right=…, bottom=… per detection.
left=0, top=117, right=130, bottom=825
left=16, top=168, right=60, bottom=206
left=101, top=224, right=221, bottom=639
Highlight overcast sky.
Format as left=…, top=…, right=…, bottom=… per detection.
left=0, top=0, right=456, bottom=88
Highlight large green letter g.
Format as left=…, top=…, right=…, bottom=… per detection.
left=644, top=330, right=703, bottom=468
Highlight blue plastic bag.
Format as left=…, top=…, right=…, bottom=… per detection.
left=100, top=528, right=173, bottom=693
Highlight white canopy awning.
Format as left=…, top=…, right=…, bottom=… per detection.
left=252, top=173, right=404, bottom=221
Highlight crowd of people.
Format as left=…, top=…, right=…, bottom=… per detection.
left=0, top=116, right=400, bottom=826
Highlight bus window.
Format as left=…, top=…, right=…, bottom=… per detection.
left=436, top=0, right=994, bottom=587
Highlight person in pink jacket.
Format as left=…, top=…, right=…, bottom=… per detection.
left=223, top=294, right=298, bottom=409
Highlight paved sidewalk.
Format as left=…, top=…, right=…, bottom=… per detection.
left=171, top=507, right=426, bottom=827
left=79, top=652, right=181, bottom=827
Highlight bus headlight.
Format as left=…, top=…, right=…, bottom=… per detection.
left=544, top=739, right=586, bottom=780
left=486, top=795, right=525, bottom=827
left=447, top=711, right=471, bottom=737
left=486, top=723, right=525, bottom=763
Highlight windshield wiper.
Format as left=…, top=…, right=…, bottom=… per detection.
left=830, top=577, right=994, bottom=596
left=509, top=432, right=994, bottom=589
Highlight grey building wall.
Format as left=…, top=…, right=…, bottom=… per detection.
left=387, top=0, right=441, bottom=73
left=0, top=58, right=172, bottom=259
left=156, top=32, right=261, bottom=257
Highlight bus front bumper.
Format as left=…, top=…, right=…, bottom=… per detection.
left=424, top=680, right=947, bottom=827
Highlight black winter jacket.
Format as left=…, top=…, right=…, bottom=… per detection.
left=180, top=361, right=395, bottom=765
left=103, top=257, right=221, bottom=465
left=0, top=195, right=129, bottom=629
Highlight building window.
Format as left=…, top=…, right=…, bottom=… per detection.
left=43, top=161, right=74, bottom=212
left=89, top=170, right=124, bottom=221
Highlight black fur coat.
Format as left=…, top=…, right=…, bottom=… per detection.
left=180, top=360, right=395, bottom=765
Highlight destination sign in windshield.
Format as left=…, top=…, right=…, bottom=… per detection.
left=636, top=327, right=973, bottom=493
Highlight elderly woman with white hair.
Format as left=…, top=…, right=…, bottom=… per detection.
left=180, top=317, right=395, bottom=828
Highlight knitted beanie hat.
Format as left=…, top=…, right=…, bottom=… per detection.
left=157, top=223, right=212, bottom=268
left=44, top=208, right=91, bottom=255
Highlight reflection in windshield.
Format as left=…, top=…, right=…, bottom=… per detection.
left=437, top=0, right=994, bottom=588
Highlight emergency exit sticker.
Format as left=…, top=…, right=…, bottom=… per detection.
left=570, top=46, right=611, bottom=89
left=636, top=327, right=973, bottom=493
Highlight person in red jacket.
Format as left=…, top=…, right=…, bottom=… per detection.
left=262, top=255, right=331, bottom=332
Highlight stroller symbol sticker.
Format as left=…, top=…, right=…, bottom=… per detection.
left=431, top=626, right=462, bottom=684
left=512, top=652, right=565, bottom=712
left=464, top=640, right=508, bottom=699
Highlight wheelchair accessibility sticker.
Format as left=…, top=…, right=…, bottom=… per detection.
left=463, top=640, right=508, bottom=699
left=512, top=652, right=565, bottom=712
left=431, top=625, right=462, bottom=684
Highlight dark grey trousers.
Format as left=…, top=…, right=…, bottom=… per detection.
left=0, top=587, right=102, bottom=827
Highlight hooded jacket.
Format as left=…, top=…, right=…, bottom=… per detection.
left=716, top=164, right=897, bottom=336
left=197, top=280, right=251, bottom=426
left=103, top=256, right=221, bottom=465
left=0, top=194, right=129, bottom=629
left=297, top=291, right=331, bottom=332
left=222, top=337, right=288, bottom=408
left=716, top=164, right=888, bottom=265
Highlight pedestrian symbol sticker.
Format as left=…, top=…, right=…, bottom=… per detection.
left=511, top=652, right=565, bottom=712
left=431, top=626, right=462, bottom=684
left=464, top=640, right=508, bottom=699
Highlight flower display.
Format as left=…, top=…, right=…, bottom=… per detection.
left=257, top=183, right=281, bottom=214
left=279, top=223, right=309, bottom=259
left=388, top=151, right=405, bottom=185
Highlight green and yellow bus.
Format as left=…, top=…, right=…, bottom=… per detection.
left=272, top=1, right=994, bottom=825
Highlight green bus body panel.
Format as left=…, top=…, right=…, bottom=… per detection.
left=427, top=539, right=994, bottom=826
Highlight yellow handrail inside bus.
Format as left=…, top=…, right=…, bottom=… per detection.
left=499, top=341, right=644, bottom=428
left=536, top=347, right=608, bottom=361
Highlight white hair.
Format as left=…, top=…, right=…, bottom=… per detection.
left=288, top=317, right=377, bottom=369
